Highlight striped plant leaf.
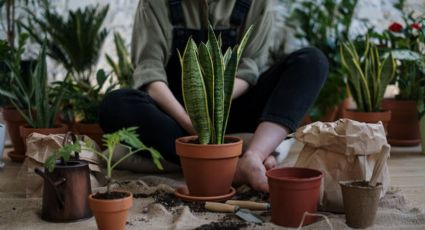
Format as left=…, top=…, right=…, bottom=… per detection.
left=222, top=47, right=238, bottom=142
left=181, top=39, right=211, bottom=144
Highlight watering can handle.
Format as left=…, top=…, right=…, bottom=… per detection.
left=62, top=132, right=80, bottom=160
left=34, top=168, right=66, bottom=209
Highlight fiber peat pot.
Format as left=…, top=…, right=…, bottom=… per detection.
left=340, top=180, right=382, bottom=229
left=381, top=99, right=420, bottom=146
left=35, top=160, right=92, bottom=222
left=266, top=167, right=323, bottom=227
left=2, top=107, right=28, bottom=162
left=342, top=109, right=391, bottom=131
left=175, top=136, right=242, bottom=197
left=88, top=191, right=132, bottom=230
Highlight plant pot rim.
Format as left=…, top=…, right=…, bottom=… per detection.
left=339, top=180, right=383, bottom=190
left=20, top=123, right=68, bottom=130
left=49, top=160, right=89, bottom=169
left=266, top=167, right=323, bottom=182
left=344, top=109, right=391, bottom=114
left=89, top=190, right=132, bottom=202
left=176, top=135, right=242, bottom=147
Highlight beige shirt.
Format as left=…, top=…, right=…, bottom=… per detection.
left=131, top=0, right=274, bottom=89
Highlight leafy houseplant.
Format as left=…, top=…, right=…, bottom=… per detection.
left=283, top=0, right=358, bottom=121
left=105, top=32, right=134, bottom=88
left=175, top=25, right=251, bottom=198
left=340, top=38, right=396, bottom=129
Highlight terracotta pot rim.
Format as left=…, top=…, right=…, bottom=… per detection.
left=344, top=109, right=391, bottom=114
left=176, top=135, right=242, bottom=147
left=88, top=190, right=132, bottom=202
left=20, top=123, right=68, bottom=130
left=266, top=167, right=323, bottom=182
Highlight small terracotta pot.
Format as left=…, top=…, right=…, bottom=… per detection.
left=2, top=107, right=28, bottom=162
left=266, top=167, right=323, bottom=227
left=342, top=109, right=391, bottom=131
left=175, top=136, right=243, bottom=197
left=20, top=124, right=69, bottom=150
left=340, top=181, right=382, bottom=228
left=89, top=191, right=132, bottom=230
left=381, top=99, right=420, bottom=146
left=74, top=123, right=104, bottom=150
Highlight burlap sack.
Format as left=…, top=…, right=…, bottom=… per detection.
left=294, top=119, right=390, bottom=213
left=22, top=133, right=103, bottom=198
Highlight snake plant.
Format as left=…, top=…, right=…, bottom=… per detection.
left=180, top=25, right=252, bottom=144
left=340, top=39, right=396, bottom=112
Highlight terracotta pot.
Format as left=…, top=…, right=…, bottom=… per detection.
left=74, top=123, right=104, bottom=150
left=2, top=107, right=28, bottom=162
left=381, top=99, right=420, bottom=146
left=20, top=124, right=69, bottom=148
left=35, top=160, right=92, bottom=222
left=342, top=109, right=391, bottom=131
left=421, top=116, right=425, bottom=155
left=320, top=106, right=338, bottom=122
left=340, top=181, right=382, bottom=228
left=175, top=136, right=243, bottom=197
left=266, top=167, right=323, bottom=228
left=89, top=191, right=132, bottom=230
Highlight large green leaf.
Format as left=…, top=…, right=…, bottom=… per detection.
left=222, top=47, right=238, bottom=142
left=181, top=39, right=211, bottom=144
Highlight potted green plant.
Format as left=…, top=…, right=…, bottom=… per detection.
left=174, top=25, right=251, bottom=199
left=34, top=132, right=92, bottom=222
left=340, top=38, right=396, bottom=129
left=85, top=127, right=162, bottom=230
left=374, top=11, right=425, bottom=145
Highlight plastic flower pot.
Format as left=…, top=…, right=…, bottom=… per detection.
left=340, top=181, right=382, bottom=228
left=266, top=167, right=323, bottom=227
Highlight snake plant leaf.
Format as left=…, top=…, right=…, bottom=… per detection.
left=198, top=43, right=216, bottom=142
left=222, top=47, right=238, bottom=142
left=377, top=53, right=396, bottom=108
left=181, top=38, right=211, bottom=144
left=237, top=26, right=254, bottom=63
left=208, top=25, right=224, bottom=144
left=340, top=43, right=364, bottom=111
left=223, top=48, right=232, bottom=66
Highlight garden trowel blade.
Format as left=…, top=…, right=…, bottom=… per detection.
left=235, top=208, right=264, bottom=224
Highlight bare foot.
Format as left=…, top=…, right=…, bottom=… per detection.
left=264, top=154, right=277, bottom=170
left=234, top=152, right=269, bottom=192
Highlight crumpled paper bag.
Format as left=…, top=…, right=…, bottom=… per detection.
left=294, top=119, right=390, bottom=213
left=22, top=132, right=103, bottom=198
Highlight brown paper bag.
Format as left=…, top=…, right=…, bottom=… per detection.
left=294, top=119, right=390, bottom=213
left=21, top=132, right=103, bottom=198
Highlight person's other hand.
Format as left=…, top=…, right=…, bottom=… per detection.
left=234, top=152, right=269, bottom=192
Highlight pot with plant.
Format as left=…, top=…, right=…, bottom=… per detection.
left=34, top=132, right=92, bottom=222
left=83, top=127, right=162, bottom=230
left=375, top=12, right=425, bottom=146
left=174, top=25, right=251, bottom=200
left=340, top=38, right=396, bottom=129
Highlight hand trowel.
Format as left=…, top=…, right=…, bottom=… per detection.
left=205, top=201, right=264, bottom=224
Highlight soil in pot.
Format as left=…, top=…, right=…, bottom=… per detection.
left=266, top=167, right=323, bottom=228
left=342, top=109, right=391, bottom=131
left=381, top=99, right=420, bottom=146
left=175, top=136, right=243, bottom=198
left=340, top=180, right=382, bottom=229
left=89, top=191, right=132, bottom=230
left=2, top=107, right=28, bottom=161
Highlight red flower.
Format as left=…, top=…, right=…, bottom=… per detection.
left=389, top=22, right=403, bottom=32
left=412, top=23, right=421, bottom=30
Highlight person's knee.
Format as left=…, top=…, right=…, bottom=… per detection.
left=291, top=47, right=329, bottom=83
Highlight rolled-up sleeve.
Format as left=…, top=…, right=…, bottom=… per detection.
left=236, top=1, right=274, bottom=86
left=131, top=0, right=171, bottom=89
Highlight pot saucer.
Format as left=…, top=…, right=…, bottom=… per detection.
left=175, top=186, right=236, bottom=202
left=388, top=138, right=421, bottom=147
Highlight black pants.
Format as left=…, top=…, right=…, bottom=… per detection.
left=99, top=47, right=328, bottom=164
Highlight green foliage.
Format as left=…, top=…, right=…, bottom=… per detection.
left=105, top=32, right=134, bottom=88
left=44, top=141, right=81, bottom=172
left=22, top=2, right=109, bottom=82
left=340, top=39, right=397, bottom=112
left=284, top=0, right=358, bottom=120
left=179, top=25, right=252, bottom=144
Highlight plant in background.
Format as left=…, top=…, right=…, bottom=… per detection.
left=180, top=25, right=252, bottom=144
left=340, top=39, right=396, bottom=112
left=22, top=2, right=109, bottom=82
left=284, top=0, right=358, bottom=120
left=105, top=32, right=134, bottom=88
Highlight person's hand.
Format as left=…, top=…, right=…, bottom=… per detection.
left=234, top=152, right=270, bottom=192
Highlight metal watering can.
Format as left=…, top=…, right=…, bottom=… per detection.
left=35, top=132, right=92, bottom=222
